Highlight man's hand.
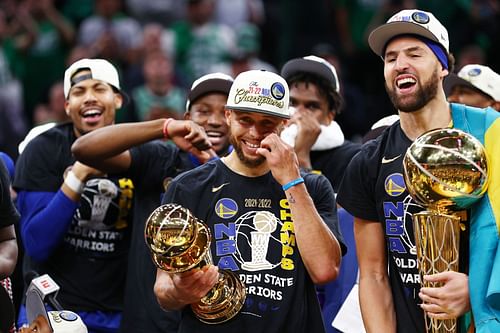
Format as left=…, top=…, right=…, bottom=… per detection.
left=167, top=120, right=216, bottom=162
left=256, top=133, right=301, bottom=186
left=154, top=265, right=219, bottom=310
left=419, top=271, right=470, bottom=319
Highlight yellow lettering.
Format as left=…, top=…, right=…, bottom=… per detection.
left=281, top=258, right=294, bottom=270
left=280, top=232, right=295, bottom=246
left=281, top=245, right=294, bottom=256
left=280, top=221, right=295, bottom=233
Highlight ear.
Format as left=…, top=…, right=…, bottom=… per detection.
left=491, top=101, right=500, bottom=112
left=184, top=111, right=191, bottom=120
left=64, top=101, right=70, bottom=116
left=114, top=94, right=123, bottom=109
left=225, top=109, right=231, bottom=126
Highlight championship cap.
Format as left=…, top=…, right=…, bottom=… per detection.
left=226, top=70, right=290, bottom=119
left=444, top=64, right=500, bottom=101
left=186, top=73, right=234, bottom=111
left=368, top=9, right=449, bottom=57
left=25, top=289, right=87, bottom=333
left=63, top=58, right=128, bottom=102
left=280, top=55, right=340, bottom=93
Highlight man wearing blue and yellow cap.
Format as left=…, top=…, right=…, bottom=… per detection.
left=337, top=9, right=500, bottom=333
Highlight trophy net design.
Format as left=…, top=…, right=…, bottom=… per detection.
left=403, top=128, right=488, bottom=333
left=144, top=204, right=246, bottom=324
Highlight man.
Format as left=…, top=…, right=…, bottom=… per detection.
left=279, top=55, right=361, bottom=192
left=337, top=9, right=500, bottom=333
left=153, top=69, right=345, bottom=332
left=13, top=58, right=211, bottom=332
left=72, top=72, right=234, bottom=333
left=445, top=64, right=500, bottom=111
left=0, top=158, right=18, bottom=333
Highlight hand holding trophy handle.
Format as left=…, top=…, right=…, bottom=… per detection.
left=145, top=204, right=246, bottom=324
left=403, top=128, right=489, bottom=333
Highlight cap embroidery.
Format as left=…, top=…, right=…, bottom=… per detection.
left=411, top=11, right=430, bottom=24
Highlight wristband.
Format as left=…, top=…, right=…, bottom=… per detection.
left=282, top=177, right=304, bottom=191
left=64, top=170, right=85, bottom=194
left=162, top=118, right=174, bottom=139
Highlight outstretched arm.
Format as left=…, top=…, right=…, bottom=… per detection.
left=355, top=217, right=396, bottom=333
left=72, top=118, right=215, bottom=173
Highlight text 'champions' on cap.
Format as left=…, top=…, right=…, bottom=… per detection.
left=368, top=9, right=449, bottom=57
left=225, top=70, right=290, bottom=119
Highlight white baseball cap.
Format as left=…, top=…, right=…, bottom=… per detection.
left=368, top=9, right=449, bottom=57
left=186, top=72, right=234, bottom=111
left=226, top=70, right=290, bottom=119
left=444, top=64, right=500, bottom=101
left=280, top=55, right=340, bottom=93
left=64, top=58, right=127, bottom=102
left=25, top=289, right=88, bottom=333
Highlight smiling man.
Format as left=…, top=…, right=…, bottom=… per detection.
left=153, top=70, right=345, bottom=333
left=336, top=9, right=500, bottom=333
left=13, top=58, right=212, bottom=332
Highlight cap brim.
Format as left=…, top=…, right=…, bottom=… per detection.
left=26, top=289, right=50, bottom=328
left=443, top=73, right=476, bottom=97
left=188, top=79, right=233, bottom=106
left=368, top=22, right=440, bottom=57
left=281, top=58, right=337, bottom=91
left=225, top=105, right=290, bottom=119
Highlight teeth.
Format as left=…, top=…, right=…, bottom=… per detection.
left=397, top=77, right=416, bottom=88
left=246, top=142, right=260, bottom=148
left=207, top=131, right=222, bottom=137
left=83, top=110, right=102, bottom=117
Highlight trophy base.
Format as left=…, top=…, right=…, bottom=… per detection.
left=191, top=270, right=246, bottom=324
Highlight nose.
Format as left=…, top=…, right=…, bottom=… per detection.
left=207, top=111, right=225, bottom=127
left=394, top=54, right=410, bottom=71
left=82, top=89, right=98, bottom=104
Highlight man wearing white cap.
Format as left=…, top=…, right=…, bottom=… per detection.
left=153, top=70, right=345, bottom=332
left=337, top=9, right=500, bottom=333
left=13, top=58, right=212, bottom=332
left=71, top=72, right=235, bottom=333
left=445, top=64, right=500, bottom=111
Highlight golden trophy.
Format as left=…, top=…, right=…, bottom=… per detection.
left=144, top=203, right=246, bottom=324
left=403, top=128, right=489, bottom=333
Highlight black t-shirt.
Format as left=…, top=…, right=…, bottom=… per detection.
left=163, top=159, right=346, bottom=333
left=337, top=123, right=469, bottom=333
left=13, top=123, right=133, bottom=311
left=0, top=158, right=18, bottom=228
left=310, top=140, right=361, bottom=193
left=120, top=141, right=190, bottom=333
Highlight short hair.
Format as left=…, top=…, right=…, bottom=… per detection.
left=287, top=72, right=343, bottom=114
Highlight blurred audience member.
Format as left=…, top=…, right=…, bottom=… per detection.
left=445, top=64, right=500, bottom=111
left=129, top=51, right=186, bottom=121
left=33, top=81, right=70, bottom=125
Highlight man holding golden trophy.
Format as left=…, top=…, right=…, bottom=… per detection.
left=337, top=8, right=500, bottom=333
left=147, top=70, right=345, bottom=333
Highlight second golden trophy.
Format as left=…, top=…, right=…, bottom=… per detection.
left=403, top=128, right=489, bottom=333
left=144, top=203, right=246, bottom=324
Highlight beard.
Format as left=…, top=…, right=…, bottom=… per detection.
left=229, top=134, right=266, bottom=168
left=385, top=68, right=439, bottom=113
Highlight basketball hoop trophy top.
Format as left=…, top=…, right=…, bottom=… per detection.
left=403, top=128, right=489, bottom=333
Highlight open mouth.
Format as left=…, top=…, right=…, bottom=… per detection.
left=207, top=130, right=226, bottom=146
left=395, top=76, right=417, bottom=93
left=81, top=109, right=103, bottom=123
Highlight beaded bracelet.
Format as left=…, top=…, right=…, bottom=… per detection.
left=162, top=118, right=174, bottom=139
left=282, top=177, right=304, bottom=191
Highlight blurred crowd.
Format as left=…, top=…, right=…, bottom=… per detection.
left=0, top=0, right=499, bottom=160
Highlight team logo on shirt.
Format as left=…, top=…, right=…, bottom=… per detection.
left=215, top=198, right=238, bottom=219
left=384, top=173, right=406, bottom=197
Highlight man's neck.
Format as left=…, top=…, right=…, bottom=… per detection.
left=221, top=152, right=270, bottom=177
left=399, top=97, right=452, bottom=141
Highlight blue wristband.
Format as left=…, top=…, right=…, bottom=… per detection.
left=282, top=177, right=304, bottom=191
